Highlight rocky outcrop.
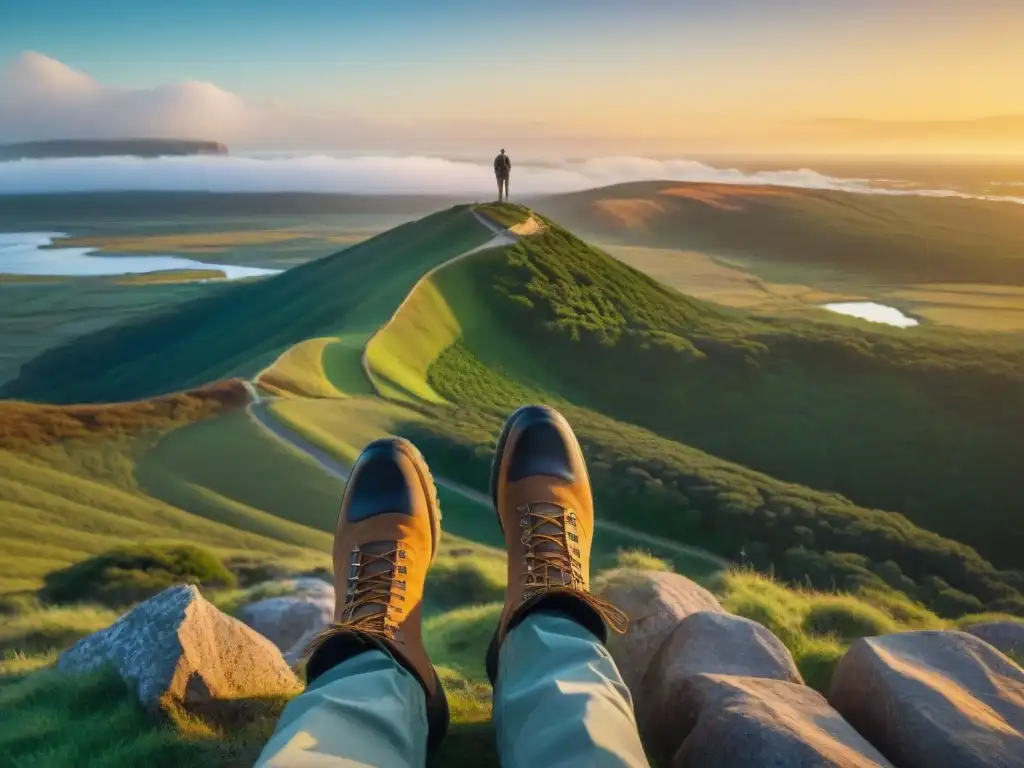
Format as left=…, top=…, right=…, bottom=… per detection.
left=666, top=675, right=894, bottom=767
left=596, top=570, right=723, bottom=695
left=635, top=611, right=892, bottom=766
left=828, top=630, right=1024, bottom=768
left=239, top=578, right=334, bottom=658
left=639, top=611, right=802, bottom=758
left=965, top=621, right=1024, bottom=657
left=58, top=585, right=301, bottom=713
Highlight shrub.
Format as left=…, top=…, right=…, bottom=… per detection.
left=803, top=596, right=899, bottom=641
left=42, top=543, right=236, bottom=608
left=856, top=589, right=944, bottom=629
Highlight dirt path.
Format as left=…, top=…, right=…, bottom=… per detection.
left=243, top=384, right=730, bottom=571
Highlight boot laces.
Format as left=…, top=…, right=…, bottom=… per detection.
left=518, top=503, right=628, bottom=634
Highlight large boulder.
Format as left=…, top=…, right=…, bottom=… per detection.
left=596, top=569, right=723, bottom=695
left=239, top=579, right=334, bottom=655
left=666, top=675, right=893, bottom=767
left=828, top=630, right=1024, bottom=768
left=58, top=585, right=302, bottom=712
left=639, top=611, right=803, bottom=758
left=965, top=621, right=1024, bottom=658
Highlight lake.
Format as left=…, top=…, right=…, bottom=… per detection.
left=0, top=232, right=281, bottom=280
left=822, top=301, right=919, bottom=328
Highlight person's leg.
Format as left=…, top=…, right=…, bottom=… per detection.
left=486, top=405, right=650, bottom=768
left=505, top=176, right=510, bottom=200
left=497, top=175, right=504, bottom=202
left=494, top=611, right=649, bottom=768
left=256, top=438, right=449, bottom=767
left=257, top=649, right=427, bottom=767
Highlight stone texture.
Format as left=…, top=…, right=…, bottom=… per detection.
left=58, top=585, right=301, bottom=711
left=596, top=569, right=723, bottom=696
left=239, top=579, right=334, bottom=654
left=667, top=675, right=894, bottom=768
left=966, top=621, right=1024, bottom=658
left=828, top=630, right=1024, bottom=768
left=639, top=611, right=804, bottom=757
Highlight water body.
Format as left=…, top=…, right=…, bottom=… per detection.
left=0, top=232, right=281, bottom=280
left=822, top=301, right=919, bottom=328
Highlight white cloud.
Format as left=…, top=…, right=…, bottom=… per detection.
left=0, top=52, right=254, bottom=143
left=0, top=153, right=876, bottom=196
left=2, top=153, right=1021, bottom=206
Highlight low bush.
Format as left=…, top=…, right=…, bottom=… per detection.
left=42, top=543, right=236, bottom=608
left=803, top=596, right=899, bottom=641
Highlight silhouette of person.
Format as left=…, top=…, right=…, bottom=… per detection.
left=494, top=149, right=511, bottom=202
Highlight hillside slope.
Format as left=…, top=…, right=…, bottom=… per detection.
left=357, top=214, right=1024, bottom=618
left=533, top=181, right=1024, bottom=285
left=3, top=206, right=492, bottom=403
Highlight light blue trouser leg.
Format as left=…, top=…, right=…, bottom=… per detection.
left=494, top=613, right=651, bottom=768
left=255, top=649, right=427, bottom=768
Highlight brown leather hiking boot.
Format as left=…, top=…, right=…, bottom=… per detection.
left=486, top=405, right=627, bottom=683
left=304, top=437, right=448, bottom=751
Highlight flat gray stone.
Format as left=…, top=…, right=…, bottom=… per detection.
left=828, top=630, right=1024, bottom=768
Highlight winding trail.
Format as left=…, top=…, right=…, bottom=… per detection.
left=241, top=211, right=730, bottom=572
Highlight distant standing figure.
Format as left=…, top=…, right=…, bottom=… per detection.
left=494, top=148, right=511, bottom=202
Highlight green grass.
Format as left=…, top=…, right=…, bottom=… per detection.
left=0, top=278, right=215, bottom=387
left=474, top=203, right=531, bottom=229
left=719, top=569, right=945, bottom=691
left=0, top=391, right=335, bottom=596
left=4, top=206, right=493, bottom=404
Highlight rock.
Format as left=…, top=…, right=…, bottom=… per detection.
left=596, top=569, right=723, bottom=695
left=639, top=611, right=803, bottom=756
left=828, top=630, right=1024, bottom=768
left=666, top=675, right=894, bottom=767
left=239, top=580, right=334, bottom=654
left=58, top=585, right=301, bottom=712
left=965, top=621, right=1024, bottom=657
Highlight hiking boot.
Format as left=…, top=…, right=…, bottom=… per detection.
left=486, top=405, right=627, bottom=684
left=304, top=437, right=448, bottom=752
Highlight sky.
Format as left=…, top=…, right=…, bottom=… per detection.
left=2, top=0, right=1024, bottom=154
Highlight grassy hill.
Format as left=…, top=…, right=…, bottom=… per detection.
left=532, top=181, right=1024, bottom=286
left=355, top=209, right=1024, bottom=613
left=3, top=206, right=492, bottom=404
